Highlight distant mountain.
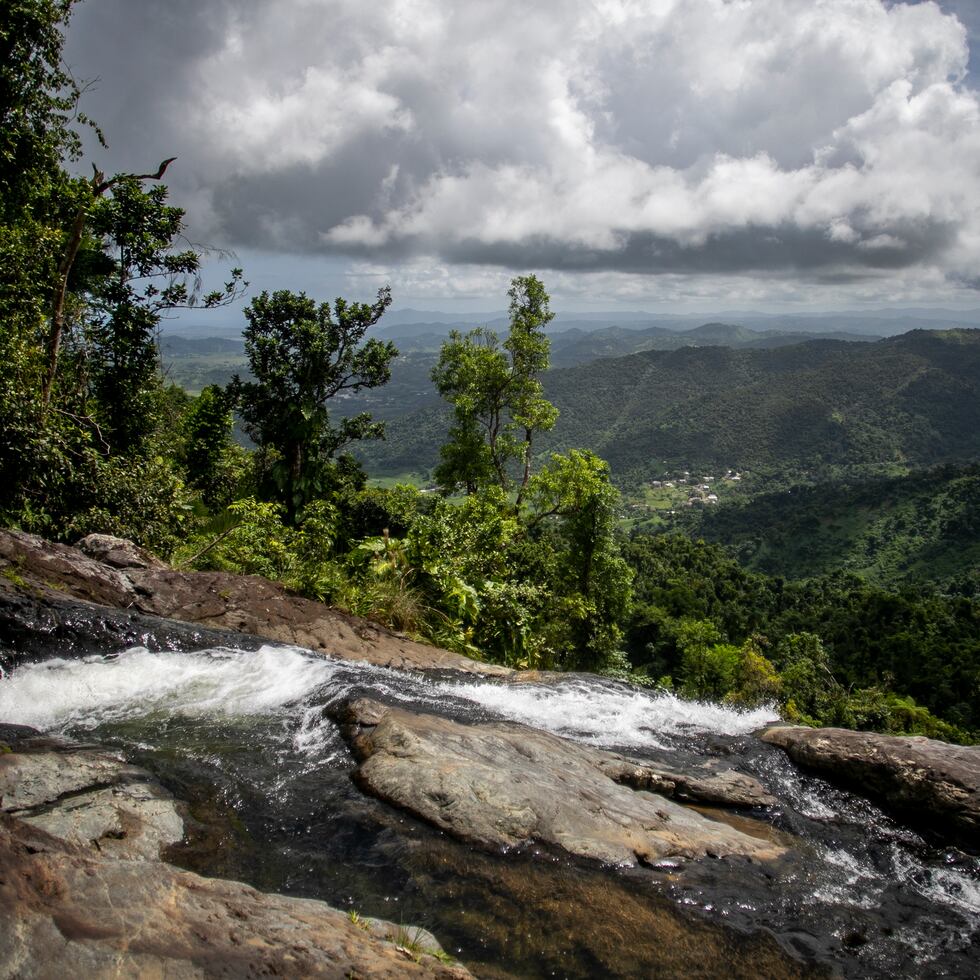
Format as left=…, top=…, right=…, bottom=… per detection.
left=381, top=308, right=506, bottom=327
left=160, top=336, right=244, bottom=356
left=355, top=329, right=980, bottom=483
left=160, top=305, right=980, bottom=342
left=546, top=322, right=879, bottom=367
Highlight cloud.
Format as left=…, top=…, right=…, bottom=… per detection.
left=66, top=0, right=979, bottom=292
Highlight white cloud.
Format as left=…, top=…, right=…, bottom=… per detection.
left=68, top=0, right=980, bottom=301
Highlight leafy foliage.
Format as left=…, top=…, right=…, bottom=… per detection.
left=432, top=274, right=557, bottom=497
left=625, top=533, right=979, bottom=741
left=230, top=288, right=395, bottom=520
left=681, top=463, right=980, bottom=592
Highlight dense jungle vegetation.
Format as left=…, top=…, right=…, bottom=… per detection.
left=2, top=1, right=977, bottom=744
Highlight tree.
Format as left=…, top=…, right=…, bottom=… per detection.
left=432, top=274, right=557, bottom=499
left=183, top=384, right=242, bottom=508
left=524, top=450, right=633, bottom=669
left=0, top=2, right=245, bottom=542
left=78, top=175, right=244, bottom=453
left=0, top=0, right=87, bottom=521
left=0, top=0, right=88, bottom=223
left=230, top=287, right=395, bottom=520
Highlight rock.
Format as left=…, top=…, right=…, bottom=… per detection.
left=0, top=817, right=471, bottom=979
left=0, top=738, right=184, bottom=860
left=0, top=529, right=136, bottom=607
left=0, top=733, right=469, bottom=977
left=0, top=528, right=510, bottom=677
left=75, top=533, right=169, bottom=569
left=0, top=588, right=269, bottom=670
left=336, top=699, right=785, bottom=866
left=597, top=754, right=778, bottom=809
left=760, top=725, right=980, bottom=851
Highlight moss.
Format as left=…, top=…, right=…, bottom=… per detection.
left=1, top=565, right=28, bottom=589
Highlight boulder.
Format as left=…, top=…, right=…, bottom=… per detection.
left=597, top=754, right=778, bottom=809
left=0, top=733, right=184, bottom=861
left=0, top=730, right=469, bottom=978
left=760, top=725, right=980, bottom=851
left=0, top=817, right=470, bottom=979
left=74, top=533, right=169, bottom=569
left=335, top=698, right=785, bottom=866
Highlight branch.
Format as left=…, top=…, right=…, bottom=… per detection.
left=43, top=157, right=180, bottom=405
left=174, top=522, right=243, bottom=569
left=52, top=407, right=110, bottom=454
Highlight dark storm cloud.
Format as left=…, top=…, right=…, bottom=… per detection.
left=338, top=218, right=958, bottom=277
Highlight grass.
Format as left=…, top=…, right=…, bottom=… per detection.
left=366, top=471, right=433, bottom=490
left=345, top=910, right=457, bottom=966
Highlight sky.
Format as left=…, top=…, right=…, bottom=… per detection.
left=63, top=0, right=980, bottom=318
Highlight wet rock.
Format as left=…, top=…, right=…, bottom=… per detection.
left=0, top=528, right=510, bottom=677
left=0, top=817, right=471, bottom=979
left=0, top=588, right=275, bottom=670
left=336, top=698, right=785, bottom=866
left=597, top=754, right=778, bottom=809
left=761, top=725, right=980, bottom=851
left=74, top=533, right=168, bottom=569
left=0, top=739, right=184, bottom=860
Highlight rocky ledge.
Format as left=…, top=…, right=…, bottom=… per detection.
left=761, top=725, right=980, bottom=852
left=0, top=529, right=510, bottom=677
left=0, top=726, right=470, bottom=979
left=334, top=698, right=786, bottom=866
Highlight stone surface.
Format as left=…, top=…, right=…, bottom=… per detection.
left=0, top=732, right=469, bottom=978
left=0, top=817, right=471, bottom=979
left=0, top=738, right=184, bottom=861
left=760, top=725, right=980, bottom=851
left=597, top=754, right=778, bottom=809
left=0, top=528, right=510, bottom=677
left=75, top=533, right=169, bottom=569
left=336, top=698, right=785, bottom=866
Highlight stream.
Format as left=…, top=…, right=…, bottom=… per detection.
left=1, top=644, right=978, bottom=978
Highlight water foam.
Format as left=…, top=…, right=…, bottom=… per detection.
left=437, top=675, right=779, bottom=749
left=0, top=646, right=343, bottom=732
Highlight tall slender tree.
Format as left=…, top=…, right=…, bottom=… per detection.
left=432, top=273, right=557, bottom=499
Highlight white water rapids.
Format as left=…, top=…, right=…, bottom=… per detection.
left=0, top=645, right=777, bottom=746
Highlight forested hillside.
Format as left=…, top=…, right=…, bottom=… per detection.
left=357, top=329, right=980, bottom=482
left=160, top=319, right=877, bottom=397
left=679, top=464, right=980, bottom=591
left=625, top=534, right=980, bottom=739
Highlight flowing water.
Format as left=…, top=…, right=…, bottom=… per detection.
left=2, top=645, right=978, bottom=978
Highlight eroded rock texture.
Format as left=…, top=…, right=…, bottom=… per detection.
left=0, top=818, right=470, bottom=979
left=0, top=731, right=469, bottom=979
left=761, top=725, right=980, bottom=851
left=336, top=698, right=785, bottom=866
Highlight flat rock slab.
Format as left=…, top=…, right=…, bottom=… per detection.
left=0, top=817, right=471, bottom=979
left=0, top=738, right=184, bottom=861
left=336, top=699, right=785, bottom=866
left=761, top=725, right=980, bottom=852
left=1, top=529, right=510, bottom=677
